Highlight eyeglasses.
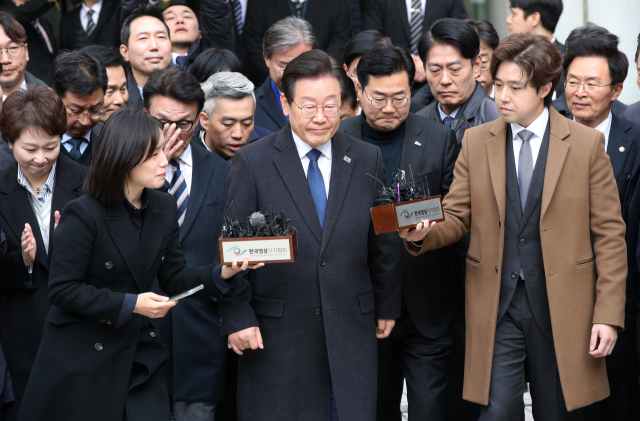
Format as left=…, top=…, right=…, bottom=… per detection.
left=363, top=89, right=410, bottom=109
left=346, top=71, right=357, bottom=79
left=157, top=118, right=197, bottom=131
left=564, top=80, right=613, bottom=94
left=291, top=99, right=341, bottom=118
left=66, top=109, right=105, bottom=121
left=480, top=62, right=490, bottom=71
left=0, top=44, right=26, bottom=58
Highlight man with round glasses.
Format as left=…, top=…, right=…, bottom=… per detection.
left=339, top=44, right=457, bottom=421
left=51, top=50, right=107, bottom=167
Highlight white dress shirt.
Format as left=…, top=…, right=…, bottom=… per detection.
left=17, top=163, right=56, bottom=255
left=80, top=0, right=103, bottom=32
left=2, top=79, right=27, bottom=102
left=405, top=0, right=427, bottom=23
left=438, top=103, right=460, bottom=121
left=574, top=111, right=612, bottom=152
left=165, top=143, right=193, bottom=195
left=61, top=131, right=92, bottom=156
left=291, top=129, right=331, bottom=198
left=511, top=107, right=549, bottom=175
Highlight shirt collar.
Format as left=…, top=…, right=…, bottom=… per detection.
left=174, top=143, right=193, bottom=167
left=125, top=188, right=149, bottom=212
left=81, top=0, right=103, bottom=16
left=17, top=162, right=57, bottom=198
left=510, top=107, right=549, bottom=141
left=200, top=131, right=213, bottom=153
left=593, top=110, right=613, bottom=139
left=291, top=129, right=332, bottom=161
left=438, top=103, right=460, bottom=121
left=2, top=79, right=28, bottom=102
left=61, top=130, right=92, bottom=144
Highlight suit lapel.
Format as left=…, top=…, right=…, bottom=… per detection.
left=399, top=114, right=426, bottom=180
left=303, top=0, right=320, bottom=22
left=606, top=115, right=631, bottom=181
left=178, top=148, right=213, bottom=242
left=520, top=122, right=550, bottom=230
left=541, top=110, right=570, bottom=220
left=91, top=0, right=112, bottom=39
left=140, top=196, right=164, bottom=278
left=273, top=128, right=323, bottom=243
left=320, top=135, right=353, bottom=254
left=258, top=78, right=287, bottom=129
left=504, top=125, right=522, bottom=225
left=48, top=156, right=85, bottom=256
left=394, top=0, right=411, bottom=42
left=486, top=120, right=507, bottom=225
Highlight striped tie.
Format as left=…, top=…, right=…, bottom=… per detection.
left=231, top=0, right=244, bottom=36
left=169, top=159, right=189, bottom=226
left=86, top=9, right=95, bottom=35
left=410, top=0, right=423, bottom=56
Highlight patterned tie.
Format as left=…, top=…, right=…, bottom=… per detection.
left=410, top=0, right=424, bottom=56
left=86, top=9, right=95, bottom=35
left=67, top=137, right=84, bottom=161
left=291, top=0, right=304, bottom=17
left=517, top=130, right=534, bottom=211
left=231, top=0, right=244, bottom=36
left=33, top=19, right=53, bottom=54
left=443, top=116, right=453, bottom=128
left=175, top=55, right=188, bottom=68
left=306, top=149, right=327, bottom=229
left=169, top=159, right=190, bottom=226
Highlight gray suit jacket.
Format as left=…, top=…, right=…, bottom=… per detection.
left=625, top=100, right=640, bottom=124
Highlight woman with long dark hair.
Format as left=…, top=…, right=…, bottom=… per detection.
left=17, top=109, right=259, bottom=421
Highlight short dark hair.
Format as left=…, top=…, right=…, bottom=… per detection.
left=81, top=45, right=126, bottom=70
left=190, top=48, right=244, bottom=83
left=491, top=33, right=562, bottom=108
left=143, top=66, right=205, bottom=114
left=357, top=45, right=415, bottom=90
left=563, top=38, right=628, bottom=85
left=636, top=32, right=640, bottom=66
left=0, top=11, right=27, bottom=44
left=343, top=71, right=357, bottom=110
left=282, top=50, right=348, bottom=104
left=84, top=109, right=163, bottom=205
left=565, top=22, right=619, bottom=51
left=509, top=0, right=563, bottom=33
left=419, top=19, right=480, bottom=65
left=51, top=50, right=109, bottom=97
left=344, top=30, right=391, bottom=67
left=0, top=85, right=67, bottom=145
left=121, top=3, right=170, bottom=47
left=464, top=19, right=500, bottom=51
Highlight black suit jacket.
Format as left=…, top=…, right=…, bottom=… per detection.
left=0, top=0, right=57, bottom=84
left=339, top=113, right=458, bottom=338
left=18, top=189, right=230, bottom=421
left=241, top=0, right=351, bottom=85
left=152, top=145, right=231, bottom=402
left=254, top=76, right=287, bottom=133
left=60, top=0, right=122, bottom=51
left=58, top=125, right=102, bottom=167
left=0, top=153, right=87, bottom=421
left=219, top=125, right=401, bottom=421
left=362, top=0, right=467, bottom=52
left=606, top=114, right=640, bottom=204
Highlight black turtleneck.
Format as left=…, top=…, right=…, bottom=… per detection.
left=360, top=112, right=405, bottom=185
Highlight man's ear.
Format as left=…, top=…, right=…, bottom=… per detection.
left=120, top=45, right=130, bottom=62
left=281, top=93, right=290, bottom=117
left=343, top=63, right=349, bottom=73
left=539, top=81, right=553, bottom=100
left=528, top=11, right=541, bottom=29
left=199, top=111, right=209, bottom=130
left=611, top=83, right=623, bottom=102
left=473, top=54, right=482, bottom=79
left=263, top=52, right=270, bottom=68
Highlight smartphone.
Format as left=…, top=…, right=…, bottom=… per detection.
left=168, top=284, right=204, bottom=302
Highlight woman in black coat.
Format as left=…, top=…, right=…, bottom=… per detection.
left=17, top=109, right=259, bottom=421
left=0, top=86, right=86, bottom=421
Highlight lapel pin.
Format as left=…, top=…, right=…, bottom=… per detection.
left=619, top=146, right=625, bottom=153
left=415, top=141, right=422, bottom=146
left=344, top=156, right=351, bottom=163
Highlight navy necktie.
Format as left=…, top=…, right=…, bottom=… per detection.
left=169, top=159, right=190, bottom=226
left=67, top=137, right=84, bottom=161
left=306, top=149, right=327, bottom=229
left=443, top=116, right=453, bottom=128
left=176, top=55, right=188, bottom=68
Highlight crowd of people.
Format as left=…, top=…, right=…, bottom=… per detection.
left=0, top=0, right=640, bottom=420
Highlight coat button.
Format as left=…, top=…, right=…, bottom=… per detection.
left=619, top=146, right=625, bottom=152
left=149, top=332, right=157, bottom=338
left=495, top=266, right=499, bottom=273
left=314, top=308, right=321, bottom=315
left=519, top=239, right=526, bottom=246
left=95, top=343, right=103, bottom=352
left=105, top=261, right=113, bottom=269
left=319, top=259, right=325, bottom=267
left=100, top=319, right=105, bottom=323
left=107, top=320, right=112, bottom=325
left=511, top=272, right=518, bottom=279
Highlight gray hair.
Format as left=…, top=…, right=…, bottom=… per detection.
left=201, top=72, right=256, bottom=116
left=262, top=16, right=318, bottom=58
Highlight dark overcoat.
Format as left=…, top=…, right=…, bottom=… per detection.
left=219, top=125, right=402, bottom=421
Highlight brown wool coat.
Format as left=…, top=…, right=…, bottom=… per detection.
left=406, top=108, right=627, bottom=411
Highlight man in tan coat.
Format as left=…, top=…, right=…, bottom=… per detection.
left=400, top=33, right=627, bottom=419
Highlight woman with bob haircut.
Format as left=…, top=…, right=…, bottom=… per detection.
left=0, top=84, right=86, bottom=421
left=17, top=109, right=261, bottom=421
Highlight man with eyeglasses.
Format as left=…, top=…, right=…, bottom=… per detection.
left=51, top=50, right=107, bottom=167
left=339, top=44, right=456, bottom=421
left=219, top=49, right=401, bottom=421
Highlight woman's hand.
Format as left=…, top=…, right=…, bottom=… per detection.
left=133, top=292, right=177, bottom=318
left=220, top=257, right=265, bottom=280
left=21, top=223, right=36, bottom=267
left=54, top=211, right=61, bottom=229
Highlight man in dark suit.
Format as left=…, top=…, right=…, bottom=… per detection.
left=242, top=0, right=351, bottom=86
left=560, top=34, right=640, bottom=421
left=220, top=49, right=401, bottom=421
left=0, top=0, right=56, bottom=84
left=51, top=50, right=108, bottom=167
left=196, top=71, right=271, bottom=161
left=253, top=16, right=316, bottom=133
left=338, top=45, right=457, bottom=421
left=623, top=33, right=640, bottom=124
left=142, top=66, right=231, bottom=421
left=120, top=4, right=172, bottom=111
left=59, top=0, right=121, bottom=51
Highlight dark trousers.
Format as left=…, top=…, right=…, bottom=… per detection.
left=480, top=281, right=570, bottom=421
left=377, top=300, right=453, bottom=421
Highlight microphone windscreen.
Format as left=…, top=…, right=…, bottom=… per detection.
left=249, top=212, right=266, bottom=228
